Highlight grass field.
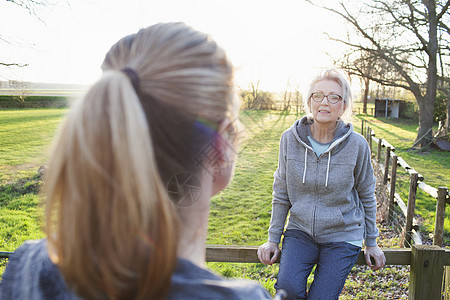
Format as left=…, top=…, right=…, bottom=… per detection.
left=0, top=108, right=448, bottom=298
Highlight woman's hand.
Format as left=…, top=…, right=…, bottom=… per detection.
left=364, top=245, right=386, bottom=271
left=257, top=242, right=281, bottom=265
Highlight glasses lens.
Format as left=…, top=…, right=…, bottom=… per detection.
left=328, top=94, right=341, bottom=104
left=311, top=93, right=324, bottom=102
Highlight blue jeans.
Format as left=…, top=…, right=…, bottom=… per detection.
left=275, top=229, right=361, bottom=300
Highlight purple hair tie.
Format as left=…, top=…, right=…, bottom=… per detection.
left=121, top=67, right=140, bottom=92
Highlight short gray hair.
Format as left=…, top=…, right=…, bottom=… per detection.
left=304, top=68, right=352, bottom=121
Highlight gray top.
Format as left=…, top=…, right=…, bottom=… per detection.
left=268, top=116, right=379, bottom=247
left=0, top=239, right=273, bottom=300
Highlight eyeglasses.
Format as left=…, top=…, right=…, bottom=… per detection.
left=310, top=92, right=342, bottom=104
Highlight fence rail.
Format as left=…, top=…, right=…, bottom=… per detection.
left=1, top=245, right=449, bottom=299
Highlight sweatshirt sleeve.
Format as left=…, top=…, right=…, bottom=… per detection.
left=354, top=137, right=379, bottom=247
left=268, top=132, right=291, bottom=244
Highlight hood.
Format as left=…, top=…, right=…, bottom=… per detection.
left=290, top=116, right=354, bottom=186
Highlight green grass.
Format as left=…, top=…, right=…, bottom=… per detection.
left=0, top=108, right=67, bottom=184
left=0, top=108, right=66, bottom=274
left=0, top=108, right=448, bottom=299
left=207, top=110, right=298, bottom=246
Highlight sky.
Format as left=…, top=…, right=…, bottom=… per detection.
left=0, top=0, right=350, bottom=93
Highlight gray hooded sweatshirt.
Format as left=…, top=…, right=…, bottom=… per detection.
left=268, top=116, right=379, bottom=247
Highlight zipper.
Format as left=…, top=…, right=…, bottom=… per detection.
left=312, top=204, right=317, bottom=240
left=312, top=156, right=319, bottom=240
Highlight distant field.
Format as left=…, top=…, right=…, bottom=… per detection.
left=0, top=89, right=84, bottom=97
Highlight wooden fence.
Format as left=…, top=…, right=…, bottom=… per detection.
left=361, top=119, right=449, bottom=248
left=1, top=245, right=450, bottom=299
left=361, top=118, right=450, bottom=299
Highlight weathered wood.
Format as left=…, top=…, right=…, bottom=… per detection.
left=445, top=266, right=450, bottom=300
left=383, top=146, right=391, bottom=184
left=404, top=172, right=419, bottom=247
left=392, top=191, right=421, bottom=245
left=0, top=247, right=416, bottom=266
left=411, top=229, right=423, bottom=246
left=382, top=139, right=395, bottom=152
left=388, top=154, right=398, bottom=222
left=366, top=126, right=370, bottom=145
left=418, top=182, right=439, bottom=199
left=409, top=170, right=424, bottom=181
left=355, top=248, right=412, bottom=266
left=396, top=157, right=424, bottom=181
left=433, top=187, right=448, bottom=247
left=397, top=156, right=412, bottom=170
left=369, top=129, right=374, bottom=156
left=2, top=246, right=444, bottom=266
left=205, top=245, right=414, bottom=265
left=394, top=191, right=408, bottom=216
left=409, top=245, right=445, bottom=300
left=371, top=135, right=379, bottom=144
left=377, top=138, right=383, bottom=162
left=361, top=119, right=365, bottom=136
left=206, top=245, right=265, bottom=263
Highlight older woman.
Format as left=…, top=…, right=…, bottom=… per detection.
left=258, top=68, right=385, bottom=299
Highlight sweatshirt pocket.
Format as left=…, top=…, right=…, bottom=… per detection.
left=314, top=206, right=346, bottom=235
left=289, top=202, right=315, bottom=234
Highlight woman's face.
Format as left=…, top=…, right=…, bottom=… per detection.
left=310, top=79, right=345, bottom=126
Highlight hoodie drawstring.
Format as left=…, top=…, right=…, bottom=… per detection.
left=325, top=152, right=331, bottom=187
left=302, top=149, right=308, bottom=184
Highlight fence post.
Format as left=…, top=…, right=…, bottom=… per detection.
left=383, top=146, right=391, bottom=184
left=361, top=119, right=365, bottom=136
left=368, top=128, right=373, bottom=156
left=409, top=245, right=445, bottom=300
left=388, top=154, right=398, bottom=223
left=377, top=138, right=382, bottom=163
left=433, top=187, right=448, bottom=247
left=403, top=171, right=418, bottom=247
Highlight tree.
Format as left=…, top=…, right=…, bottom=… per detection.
left=308, top=0, right=450, bottom=147
left=282, top=80, right=293, bottom=111
left=240, top=81, right=275, bottom=110
left=9, top=80, right=30, bottom=107
left=336, top=49, right=379, bottom=114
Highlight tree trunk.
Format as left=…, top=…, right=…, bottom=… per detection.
left=416, top=94, right=435, bottom=146
left=414, top=1, right=438, bottom=147
left=363, top=77, right=370, bottom=114
left=444, top=89, right=450, bottom=133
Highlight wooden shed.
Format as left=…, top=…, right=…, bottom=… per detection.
left=374, top=98, right=408, bottom=118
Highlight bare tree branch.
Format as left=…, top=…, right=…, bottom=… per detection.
left=307, top=0, right=449, bottom=146
left=437, top=0, right=450, bottom=21
left=405, top=0, right=429, bottom=54
left=5, top=0, right=52, bottom=22
left=0, top=62, right=28, bottom=67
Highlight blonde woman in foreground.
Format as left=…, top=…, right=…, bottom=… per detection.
left=0, top=23, right=273, bottom=300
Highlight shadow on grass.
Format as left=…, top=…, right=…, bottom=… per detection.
left=0, top=173, right=42, bottom=207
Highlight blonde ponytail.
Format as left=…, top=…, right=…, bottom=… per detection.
left=45, top=71, right=178, bottom=299
left=45, top=22, right=237, bottom=300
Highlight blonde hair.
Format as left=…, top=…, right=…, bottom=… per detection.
left=45, top=22, right=237, bottom=300
left=304, top=68, right=353, bottom=121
